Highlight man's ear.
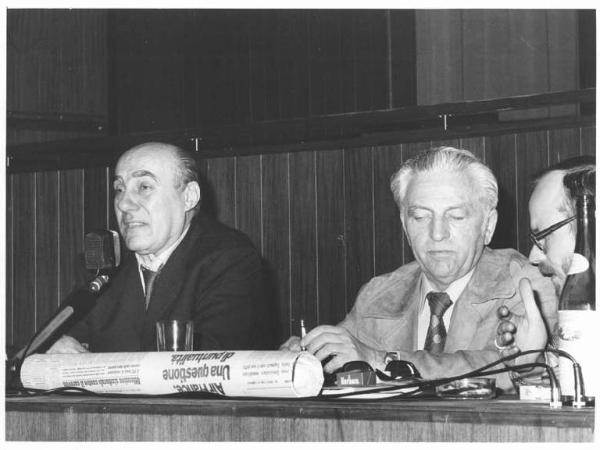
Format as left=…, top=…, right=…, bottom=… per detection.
left=483, top=208, right=498, bottom=245
left=183, top=181, right=201, bottom=212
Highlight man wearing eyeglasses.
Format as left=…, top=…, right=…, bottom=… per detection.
left=528, top=157, right=595, bottom=296
left=497, top=156, right=595, bottom=350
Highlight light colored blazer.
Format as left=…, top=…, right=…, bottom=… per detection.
left=340, top=247, right=557, bottom=391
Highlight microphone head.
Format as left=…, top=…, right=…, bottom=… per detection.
left=84, top=230, right=121, bottom=271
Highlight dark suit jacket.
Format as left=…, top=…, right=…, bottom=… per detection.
left=69, top=213, right=273, bottom=352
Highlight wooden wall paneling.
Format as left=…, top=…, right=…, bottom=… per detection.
left=459, top=137, right=486, bottom=163
left=415, top=10, right=463, bottom=105
left=248, top=11, right=278, bottom=122
left=515, top=131, right=550, bottom=253
left=546, top=10, right=578, bottom=117
left=58, top=169, right=85, bottom=299
left=11, top=173, right=36, bottom=347
left=344, top=147, right=375, bottom=301
left=315, top=149, right=347, bottom=325
left=261, top=153, right=291, bottom=342
left=6, top=175, right=15, bottom=345
left=205, top=157, right=237, bottom=229
left=372, top=144, right=404, bottom=276
left=288, top=151, right=318, bottom=332
left=432, top=138, right=460, bottom=149
left=6, top=10, right=107, bottom=115
left=461, top=10, right=511, bottom=101
left=548, top=128, right=582, bottom=165
left=203, top=13, right=247, bottom=126
left=486, top=134, right=519, bottom=251
left=340, top=12, right=358, bottom=112
left=400, top=141, right=431, bottom=264
left=276, top=11, right=309, bottom=119
left=35, top=171, right=60, bottom=329
left=308, top=11, right=343, bottom=116
left=83, top=167, right=110, bottom=233
left=502, top=11, right=551, bottom=120
left=235, top=155, right=263, bottom=251
left=354, top=11, right=389, bottom=112
left=390, top=10, right=417, bottom=108
left=580, top=126, right=596, bottom=157
left=229, top=13, right=252, bottom=124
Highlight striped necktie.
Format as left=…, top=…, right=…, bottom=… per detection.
left=424, top=291, right=453, bottom=354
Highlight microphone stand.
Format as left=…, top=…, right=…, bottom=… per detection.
left=6, top=274, right=110, bottom=393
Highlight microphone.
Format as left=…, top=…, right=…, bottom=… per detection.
left=10, top=230, right=120, bottom=362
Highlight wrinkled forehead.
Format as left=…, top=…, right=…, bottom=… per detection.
left=405, top=169, right=478, bottom=206
left=115, top=146, right=179, bottom=182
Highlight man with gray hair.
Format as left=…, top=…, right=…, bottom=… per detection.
left=281, top=146, right=557, bottom=390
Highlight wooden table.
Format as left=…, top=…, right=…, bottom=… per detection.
left=4, top=394, right=595, bottom=441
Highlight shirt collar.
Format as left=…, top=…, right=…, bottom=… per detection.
left=419, top=269, right=475, bottom=312
left=136, top=223, right=191, bottom=272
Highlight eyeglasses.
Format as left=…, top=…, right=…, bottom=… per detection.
left=529, top=215, right=576, bottom=252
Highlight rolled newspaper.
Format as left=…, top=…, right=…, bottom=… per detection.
left=20, top=350, right=324, bottom=398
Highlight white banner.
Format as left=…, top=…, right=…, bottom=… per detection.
left=20, top=350, right=324, bottom=398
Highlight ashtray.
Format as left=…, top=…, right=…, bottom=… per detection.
left=435, top=377, right=496, bottom=400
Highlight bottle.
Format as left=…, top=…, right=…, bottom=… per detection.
left=557, top=169, right=595, bottom=406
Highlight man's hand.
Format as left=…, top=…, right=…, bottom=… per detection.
left=279, top=335, right=302, bottom=352
left=300, top=325, right=383, bottom=373
left=496, top=278, right=547, bottom=366
left=46, top=335, right=90, bottom=354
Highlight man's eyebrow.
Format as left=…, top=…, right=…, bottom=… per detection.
left=112, top=170, right=158, bottom=183
left=131, top=170, right=158, bottom=180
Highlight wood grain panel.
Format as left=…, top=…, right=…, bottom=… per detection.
left=277, top=11, right=309, bottom=119
left=309, top=11, right=343, bottom=116
left=35, top=171, right=60, bottom=328
left=459, top=137, right=486, bottom=163
left=344, top=147, right=374, bottom=300
left=289, top=151, right=318, bottom=332
left=548, top=128, right=581, bottom=165
left=462, top=10, right=511, bottom=101
left=315, top=149, right=347, bottom=325
left=11, top=172, right=36, bottom=347
left=416, top=10, right=463, bottom=104
left=6, top=10, right=107, bottom=115
left=372, top=144, right=404, bottom=275
left=515, top=131, right=550, bottom=253
left=58, top=169, right=85, bottom=298
left=205, top=157, right=236, bottom=229
left=235, top=155, right=262, bottom=251
left=84, top=166, right=110, bottom=233
left=580, top=126, right=596, bottom=157
left=262, top=153, right=291, bottom=342
left=486, top=134, right=518, bottom=251
left=354, top=11, right=389, bottom=112
left=390, top=10, right=417, bottom=108
left=547, top=10, right=578, bottom=117
left=6, top=175, right=15, bottom=345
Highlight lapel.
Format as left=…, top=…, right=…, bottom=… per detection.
left=357, top=261, right=422, bottom=350
left=142, top=216, right=207, bottom=326
left=445, top=248, right=517, bottom=350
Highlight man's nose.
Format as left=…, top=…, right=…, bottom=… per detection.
left=430, top=217, right=450, bottom=241
left=115, top=191, right=138, bottom=212
left=529, top=245, right=546, bottom=265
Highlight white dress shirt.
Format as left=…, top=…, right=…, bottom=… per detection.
left=135, top=224, right=191, bottom=294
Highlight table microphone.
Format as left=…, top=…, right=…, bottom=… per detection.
left=11, top=230, right=121, bottom=361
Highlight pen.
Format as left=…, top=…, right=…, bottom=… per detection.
left=300, top=319, right=307, bottom=351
